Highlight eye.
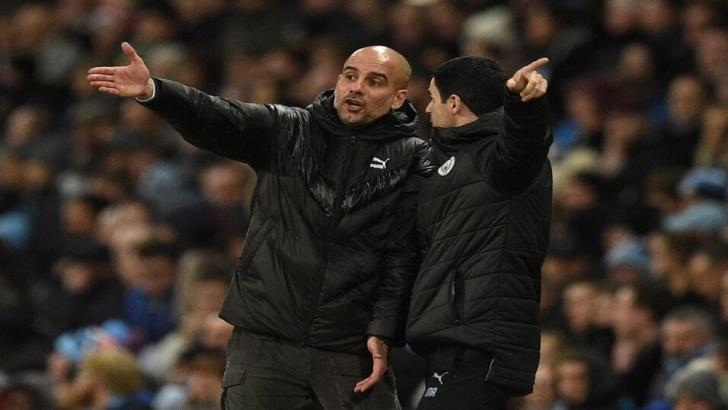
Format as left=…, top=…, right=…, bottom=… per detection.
left=368, top=79, right=383, bottom=87
left=345, top=73, right=356, bottom=81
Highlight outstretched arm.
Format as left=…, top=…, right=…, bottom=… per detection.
left=486, top=58, right=551, bottom=192
left=88, top=42, right=278, bottom=169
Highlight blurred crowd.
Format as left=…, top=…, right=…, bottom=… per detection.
left=1, top=0, right=728, bottom=409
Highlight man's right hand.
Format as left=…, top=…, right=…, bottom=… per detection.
left=506, top=57, right=549, bottom=102
left=87, top=42, right=153, bottom=99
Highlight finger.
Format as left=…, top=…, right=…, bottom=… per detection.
left=87, top=74, right=115, bottom=82
left=88, top=67, right=117, bottom=75
left=523, top=77, right=548, bottom=101
left=354, top=376, right=375, bottom=393
left=121, top=42, right=142, bottom=63
left=98, top=87, right=119, bottom=95
left=522, top=89, right=537, bottom=102
left=522, top=87, right=541, bottom=102
left=523, top=57, right=549, bottom=73
left=520, top=72, right=540, bottom=98
left=89, top=81, right=116, bottom=89
left=524, top=80, right=548, bottom=101
left=353, top=358, right=387, bottom=393
left=507, top=70, right=525, bottom=92
left=354, top=371, right=383, bottom=393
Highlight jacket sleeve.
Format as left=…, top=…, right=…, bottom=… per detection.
left=484, top=89, right=551, bottom=192
left=366, top=142, right=434, bottom=345
left=139, top=78, right=278, bottom=170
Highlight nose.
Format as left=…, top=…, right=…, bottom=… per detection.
left=425, top=101, right=433, bottom=114
left=349, top=77, right=364, bottom=94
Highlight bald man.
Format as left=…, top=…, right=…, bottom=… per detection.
left=88, top=44, right=433, bottom=409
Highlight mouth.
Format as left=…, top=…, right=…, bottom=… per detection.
left=344, top=98, right=364, bottom=112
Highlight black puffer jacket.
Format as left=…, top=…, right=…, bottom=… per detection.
left=141, top=79, right=433, bottom=354
left=407, top=91, right=552, bottom=394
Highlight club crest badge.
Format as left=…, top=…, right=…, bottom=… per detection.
left=438, top=156, right=455, bottom=176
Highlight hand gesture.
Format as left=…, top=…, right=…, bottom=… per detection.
left=506, top=57, right=549, bottom=102
left=354, top=336, right=389, bottom=393
left=87, top=42, right=153, bottom=99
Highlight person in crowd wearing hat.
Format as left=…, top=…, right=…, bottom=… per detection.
left=88, top=42, right=433, bottom=409
left=666, top=370, right=727, bottom=410
left=665, top=167, right=728, bottom=234
left=604, top=238, right=652, bottom=285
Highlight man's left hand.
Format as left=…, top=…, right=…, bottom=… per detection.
left=506, top=57, right=549, bottom=102
left=354, top=336, right=389, bottom=393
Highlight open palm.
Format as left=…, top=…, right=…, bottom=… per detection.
left=87, top=42, right=152, bottom=98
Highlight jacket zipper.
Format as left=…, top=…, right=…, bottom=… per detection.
left=302, top=135, right=358, bottom=345
left=448, top=268, right=463, bottom=323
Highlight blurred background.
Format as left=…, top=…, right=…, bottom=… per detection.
left=1, top=0, right=728, bottom=409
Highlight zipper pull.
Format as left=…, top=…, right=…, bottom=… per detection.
left=451, top=280, right=460, bottom=323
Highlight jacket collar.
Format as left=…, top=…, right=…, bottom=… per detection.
left=306, top=89, right=418, bottom=141
left=429, top=108, right=503, bottom=157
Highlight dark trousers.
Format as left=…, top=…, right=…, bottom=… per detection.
left=416, top=348, right=512, bottom=410
left=222, top=328, right=401, bottom=410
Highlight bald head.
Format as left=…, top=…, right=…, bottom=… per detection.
left=346, top=46, right=412, bottom=90
left=334, top=46, right=411, bottom=125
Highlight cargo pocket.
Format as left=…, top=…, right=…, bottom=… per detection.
left=330, top=354, right=400, bottom=410
left=329, top=355, right=371, bottom=410
left=332, top=355, right=372, bottom=377
left=221, top=366, right=246, bottom=410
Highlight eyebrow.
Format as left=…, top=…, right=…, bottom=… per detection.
left=343, top=66, right=389, bottom=83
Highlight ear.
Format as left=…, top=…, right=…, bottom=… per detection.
left=391, top=89, right=408, bottom=110
left=449, top=95, right=461, bottom=115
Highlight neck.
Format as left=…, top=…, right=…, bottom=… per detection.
left=453, top=112, right=478, bottom=128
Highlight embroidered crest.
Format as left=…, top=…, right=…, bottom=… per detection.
left=438, top=156, right=455, bottom=176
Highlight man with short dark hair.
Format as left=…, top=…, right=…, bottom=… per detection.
left=407, top=56, right=552, bottom=409
left=648, top=306, right=717, bottom=405
left=612, top=282, right=664, bottom=407
left=88, top=43, right=433, bottom=409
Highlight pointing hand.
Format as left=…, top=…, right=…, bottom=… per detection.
left=506, top=57, right=549, bottom=102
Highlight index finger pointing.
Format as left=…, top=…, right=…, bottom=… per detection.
left=523, top=57, right=549, bottom=73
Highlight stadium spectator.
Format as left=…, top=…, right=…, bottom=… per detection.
left=648, top=307, right=718, bottom=405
